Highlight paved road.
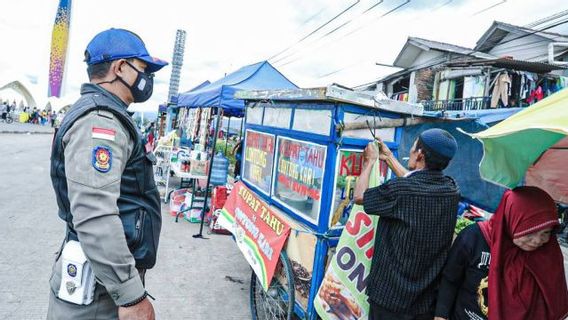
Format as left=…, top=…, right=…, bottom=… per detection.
left=0, top=134, right=251, bottom=319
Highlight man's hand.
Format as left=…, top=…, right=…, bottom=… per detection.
left=375, top=137, right=393, bottom=161
left=119, top=298, right=155, bottom=320
left=434, top=317, right=447, bottom=320
left=363, top=142, right=379, bottom=166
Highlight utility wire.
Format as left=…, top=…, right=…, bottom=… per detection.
left=275, top=0, right=412, bottom=68
left=378, top=0, right=411, bottom=18
left=321, top=0, right=412, bottom=48
left=525, top=9, right=568, bottom=28
left=272, top=0, right=384, bottom=65
left=432, top=0, right=453, bottom=12
left=314, top=1, right=385, bottom=47
left=300, top=8, right=327, bottom=28
left=317, top=59, right=371, bottom=78
left=535, top=18, right=568, bottom=34
left=268, top=0, right=361, bottom=61
left=472, top=0, right=506, bottom=16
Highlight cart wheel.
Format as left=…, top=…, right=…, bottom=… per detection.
left=6, top=117, right=13, bottom=124
left=250, top=251, right=295, bottom=320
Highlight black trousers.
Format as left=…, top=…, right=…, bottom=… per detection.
left=368, top=303, right=434, bottom=320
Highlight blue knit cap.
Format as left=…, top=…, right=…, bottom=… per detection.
left=418, top=128, right=457, bottom=160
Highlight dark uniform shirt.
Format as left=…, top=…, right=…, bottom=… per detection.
left=435, top=224, right=490, bottom=320
left=363, top=170, right=460, bottom=314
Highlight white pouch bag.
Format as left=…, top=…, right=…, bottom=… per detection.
left=57, top=240, right=96, bottom=305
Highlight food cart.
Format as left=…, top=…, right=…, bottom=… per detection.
left=219, top=85, right=425, bottom=320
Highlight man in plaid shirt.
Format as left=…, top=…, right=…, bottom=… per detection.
left=354, top=129, right=460, bottom=320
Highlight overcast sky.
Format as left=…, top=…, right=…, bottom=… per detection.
left=1, top=0, right=567, bottom=111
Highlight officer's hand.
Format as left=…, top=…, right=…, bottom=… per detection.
left=118, top=298, right=155, bottom=320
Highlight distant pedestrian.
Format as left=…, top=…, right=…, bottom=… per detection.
left=50, top=111, right=57, bottom=127
left=0, top=103, right=7, bottom=120
left=41, top=110, right=48, bottom=125
left=145, top=122, right=156, bottom=149
left=31, top=108, right=38, bottom=124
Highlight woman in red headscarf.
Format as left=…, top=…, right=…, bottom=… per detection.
left=434, top=186, right=568, bottom=320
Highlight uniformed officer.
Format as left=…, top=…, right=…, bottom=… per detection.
left=48, top=28, right=168, bottom=320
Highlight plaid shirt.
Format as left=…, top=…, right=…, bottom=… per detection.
left=363, top=169, right=460, bottom=314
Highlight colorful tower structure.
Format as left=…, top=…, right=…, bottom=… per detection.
left=48, top=0, right=72, bottom=98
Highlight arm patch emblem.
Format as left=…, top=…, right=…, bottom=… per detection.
left=92, top=146, right=112, bottom=173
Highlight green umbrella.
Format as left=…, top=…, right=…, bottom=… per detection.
left=472, top=87, right=568, bottom=203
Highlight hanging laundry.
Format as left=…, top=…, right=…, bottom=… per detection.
left=559, top=76, right=568, bottom=89
left=535, top=86, right=544, bottom=101
left=550, top=81, right=560, bottom=93
left=520, top=74, right=527, bottom=99
left=527, top=90, right=534, bottom=104
left=491, top=73, right=511, bottom=108
left=543, top=80, right=551, bottom=97
left=463, top=76, right=485, bottom=99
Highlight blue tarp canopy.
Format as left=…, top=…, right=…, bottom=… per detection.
left=424, top=107, right=523, bottom=125
left=188, top=80, right=211, bottom=92
left=176, top=61, right=297, bottom=117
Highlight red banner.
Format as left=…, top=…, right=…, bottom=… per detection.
left=218, top=182, right=291, bottom=289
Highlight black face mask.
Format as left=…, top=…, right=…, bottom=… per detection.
left=98, top=60, right=154, bottom=103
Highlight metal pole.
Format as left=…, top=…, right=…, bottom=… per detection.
left=239, top=117, right=244, bottom=141
left=224, top=117, right=231, bottom=156
left=193, top=107, right=222, bottom=239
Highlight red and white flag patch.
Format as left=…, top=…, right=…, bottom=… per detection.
left=92, top=127, right=116, bottom=141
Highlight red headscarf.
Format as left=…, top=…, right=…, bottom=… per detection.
left=478, top=186, right=568, bottom=320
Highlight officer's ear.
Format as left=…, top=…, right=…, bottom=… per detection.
left=111, top=59, right=126, bottom=77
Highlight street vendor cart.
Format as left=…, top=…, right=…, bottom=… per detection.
left=218, top=85, right=425, bottom=320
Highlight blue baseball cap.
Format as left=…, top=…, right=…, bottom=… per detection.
left=85, top=28, right=168, bottom=73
